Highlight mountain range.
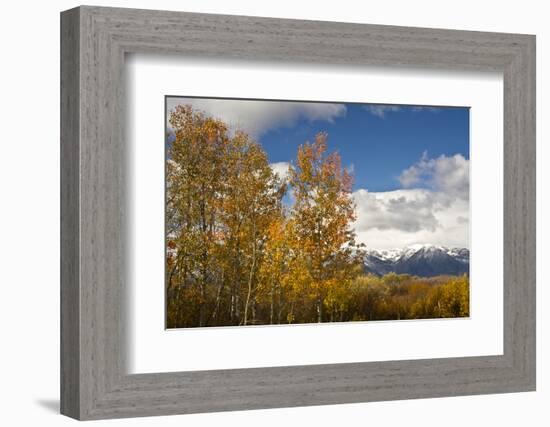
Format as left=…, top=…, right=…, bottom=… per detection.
left=363, top=244, right=469, bottom=277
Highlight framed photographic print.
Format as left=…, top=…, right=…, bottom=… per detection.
left=164, top=97, right=470, bottom=330
left=61, top=6, right=536, bottom=420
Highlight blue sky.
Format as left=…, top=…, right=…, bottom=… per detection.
left=259, top=103, right=469, bottom=192
left=166, top=97, right=470, bottom=250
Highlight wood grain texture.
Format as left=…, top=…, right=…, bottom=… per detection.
left=60, top=5, right=536, bottom=420
left=60, top=7, right=80, bottom=419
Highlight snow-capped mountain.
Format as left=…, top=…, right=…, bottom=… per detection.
left=364, top=244, right=469, bottom=277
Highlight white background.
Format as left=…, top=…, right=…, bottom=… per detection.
left=0, top=1, right=547, bottom=426
left=128, top=57, right=503, bottom=373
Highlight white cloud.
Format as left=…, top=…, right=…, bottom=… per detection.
left=269, top=162, right=291, bottom=182
left=364, top=104, right=442, bottom=118
left=398, top=152, right=469, bottom=200
left=353, top=188, right=469, bottom=250
left=166, top=98, right=346, bottom=137
left=363, top=104, right=401, bottom=118
left=353, top=189, right=439, bottom=233
left=352, top=153, right=470, bottom=250
left=411, top=106, right=441, bottom=113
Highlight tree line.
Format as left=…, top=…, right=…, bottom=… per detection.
left=346, top=274, right=469, bottom=321
left=165, top=105, right=468, bottom=328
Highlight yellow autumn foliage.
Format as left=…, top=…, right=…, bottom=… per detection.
left=166, top=105, right=469, bottom=328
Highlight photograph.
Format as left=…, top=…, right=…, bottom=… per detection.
left=165, top=97, right=470, bottom=329
left=49, top=3, right=540, bottom=421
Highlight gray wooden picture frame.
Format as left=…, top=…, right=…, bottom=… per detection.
left=60, top=5, right=536, bottom=420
